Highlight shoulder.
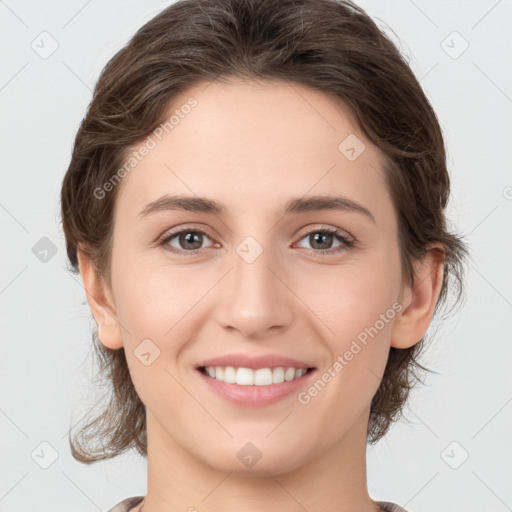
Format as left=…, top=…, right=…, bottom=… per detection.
left=106, top=496, right=144, bottom=512
left=106, top=496, right=407, bottom=512
left=376, top=501, right=411, bottom=512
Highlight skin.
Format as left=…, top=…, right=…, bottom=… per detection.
left=78, top=79, right=444, bottom=512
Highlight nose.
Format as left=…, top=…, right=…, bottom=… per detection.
left=215, top=239, right=294, bottom=339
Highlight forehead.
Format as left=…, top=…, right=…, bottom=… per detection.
left=115, top=79, right=394, bottom=227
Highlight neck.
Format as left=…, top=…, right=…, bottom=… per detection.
left=138, top=407, right=380, bottom=512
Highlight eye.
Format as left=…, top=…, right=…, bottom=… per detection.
left=160, top=227, right=217, bottom=255
left=294, top=226, right=354, bottom=255
left=159, top=225, right=354, bottom=256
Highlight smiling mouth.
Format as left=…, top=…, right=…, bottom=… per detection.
left=197, top=366, right=316, bottom=386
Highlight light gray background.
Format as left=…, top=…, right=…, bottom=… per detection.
left=1, top=1, right=511, bottom=511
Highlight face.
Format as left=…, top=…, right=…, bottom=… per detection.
left=103, top=79, right=405, bottom=475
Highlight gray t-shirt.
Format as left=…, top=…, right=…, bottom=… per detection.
left=107, top=495, right=410, bottom=512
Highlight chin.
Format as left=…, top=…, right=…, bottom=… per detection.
left=196, top=438, right=311, bottom=477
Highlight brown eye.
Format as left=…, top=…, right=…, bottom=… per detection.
left=295, top=227, right=354, bottom=255
left=160, top=228, right=216, bottom=254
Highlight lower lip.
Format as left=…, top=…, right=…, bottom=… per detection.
left=195, top=368, right=317, bottom=407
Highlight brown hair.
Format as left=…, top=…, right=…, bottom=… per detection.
left=60, top=0, right=468, bottom=463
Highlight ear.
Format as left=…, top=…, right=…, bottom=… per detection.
left=77, top=247, right=124, bottom=350
left=391, top=243, right=445, bottom=349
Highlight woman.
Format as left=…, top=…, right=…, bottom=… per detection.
left=60, top=0, right=467, bottom=511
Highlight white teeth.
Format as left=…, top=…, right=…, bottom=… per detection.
left=272, top=367, right=285, bottom=384
left=284, top=367, right=296, bottom=381
left=203, top=366, right=309, bottom=385
left=223, top=366, right=237, bottom=383
left=237, top=367, right=254, bottom=385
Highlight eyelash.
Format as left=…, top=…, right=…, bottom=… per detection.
left=158, top=225, right=355, bottom=257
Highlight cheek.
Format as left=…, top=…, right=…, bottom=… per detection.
left=298, top=265, right=400, bottom=426
left=110, top=239, right=197, bottom=331
left=334, top=275, right=399, bottom=346
left=307, top=250, right=401, bottom=342
left=112, top=260, right=201, bottom=406
left=303, top=247, right=401, bottom=405
left=294, top=276, right=398, bottom=453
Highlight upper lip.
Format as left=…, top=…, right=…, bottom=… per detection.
left=197, top=353, right=315, bottom=370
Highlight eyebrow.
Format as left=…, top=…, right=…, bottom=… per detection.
left=138, top=194, right=376, bottom=224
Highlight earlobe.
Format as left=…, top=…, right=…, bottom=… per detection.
left=77, top=248, right=124, bottom=350
left=391, top=243, right=445, bottom=349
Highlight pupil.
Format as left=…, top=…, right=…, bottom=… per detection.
left=181, top=232, right=202, bottom=249
left=312, top=232, right=332, bottom=249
